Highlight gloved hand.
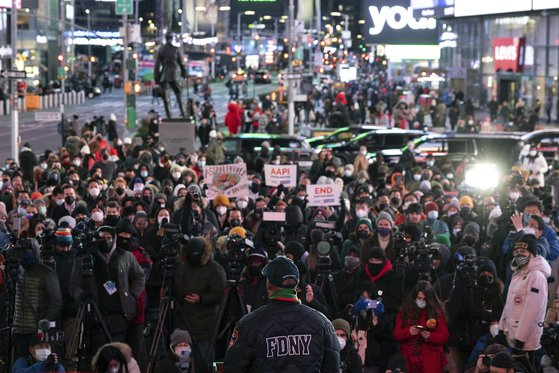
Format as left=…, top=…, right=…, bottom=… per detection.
left=351, top=296, right=369, bottom=316
left=373, top=302, right=385, bottom=316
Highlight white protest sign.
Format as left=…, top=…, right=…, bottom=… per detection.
left=203, top=163, right=249, bottom=200
left=306, top=184, right=341, bottom=207
left=264, top=164, right=297, bottom=187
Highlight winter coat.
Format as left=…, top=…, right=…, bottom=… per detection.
left=68, top=248, right=146, bottom=322
left=223, top=299, right=340, bottom=373
left=358, top=262, right=403, bottom=314
left=14, top=262, right=63, bottom=334
left=522, top=154, right=548, bottom=187
left=394, top=308, right=449, bottom=373
left=172, top=247, right=226, bottom=341
left=12, top=357, right=65, bottom=373
left=225, top=102, right=242, bottom=135
left=499, top=255, right=551, bottom=351
left=205, top=138, right=225, bottom=165
left=18, top=148, right=38, bottom=184
left=91, top=342, right=141, bottom=373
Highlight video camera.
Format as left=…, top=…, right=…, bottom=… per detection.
left=456, top=254, right=485, bottom=288
left=225, top=234, right=254, bottom=283
left=258, top=211, right=285, bottom=258
left=160, top=222, right=185, bottom=279
left=309, top=221, right=342, bottom=275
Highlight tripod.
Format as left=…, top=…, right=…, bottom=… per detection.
left=315, top=270, right=339, bottom=316
left=207, top=280, right=247, bottom=362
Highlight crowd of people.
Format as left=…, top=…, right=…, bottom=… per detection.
left=1, top=81, right=559, bottom=373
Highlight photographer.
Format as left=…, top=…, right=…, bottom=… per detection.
left=68, top=226, right=146, bottom=348
left=173, top=237, right=225, bottom=364
left=332, top=318, right=362, bottom=373
left=156, top=328, right=210, bottom=373
left=13, top=248, right=63, bottom=359
left=13, top=332, right=65, bottom=373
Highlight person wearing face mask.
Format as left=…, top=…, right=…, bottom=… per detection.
left=157, top=328, right=209, bottom=373
left=173, top=237, right=225, bottom=365
left=423, top=202, right=450, bottom=245
left=90, top=148, right=117, bottom=182
left=18, top=142, right=38, bottom=185
left=450, top=195, right=479, bottom=230
left=499, top=235, right=551, bottom=370
left=12, top=333, right=65, bottom=372
left=212, top=194, right=230, bottom=232
left=92, top=343, right=141, bottom=373
left=13, top=249, right=63, bottom=360
left=239, top=247, right=269, bottom=312
left=68, top=226, right=146, bottom=350
left=50, top=184, right=78, bottom=224
left=454, top=222, right=484, bottom=257
left=340, top=199, right=372, bottom=240
left=343, top=218, right=373, bottom=266
left=406, top=166, right=424, bottom=192
left=332, top=247, right=362, bottom=314
left=332, top=318, right=362, bottom=373
left=364, top=212, right=396, bottom=264
left=394, top=281, right=449, bottom=373
left=522, top=145, right=548, bottom=189
left=83, top=179, right=105, bottom=211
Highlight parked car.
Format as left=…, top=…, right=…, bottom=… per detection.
left=307, top=125, right=386, bottom=148
left=254, top=70, right=272, bottom=84
left=222, top=133, right=314, bottom=170
left=379, top=132, right=524, bottom=168
left=231, top=69, right=248, bottom=83
left=319, top=128, right=426, bottom=164
left=521, top=129, right=559, bottom=164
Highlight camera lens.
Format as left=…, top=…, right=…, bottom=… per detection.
left=482, top=356, right=491, bottom=367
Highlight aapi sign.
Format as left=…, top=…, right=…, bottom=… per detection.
left=264, top=164, right=297, bottom=187
left=203, top=163, right=249, bottom=199
left=306, top=184, right=341, bottom=207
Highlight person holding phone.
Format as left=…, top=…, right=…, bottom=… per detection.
left=394, top=281, right=449, bottom=373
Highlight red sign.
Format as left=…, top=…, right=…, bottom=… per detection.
left=493, top=37, right=525, bottom=73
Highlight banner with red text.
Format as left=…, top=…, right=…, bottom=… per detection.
left=306, top=184, right=341, bottom=207
left=264, top=164, right=297, bottom=187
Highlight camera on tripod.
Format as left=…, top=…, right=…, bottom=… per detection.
left=310, top=221, right=342, bottom=274
left=456, top=254, right=484, bottom=288
left=225, top=234, right=253, bottom=283
left=38, top=227, right=57, bottom=262
left=160, top=222, right=186, bottom=278
left=408, top=240, right=441, bottom=282
left=259, top=211, right=286, bottom=258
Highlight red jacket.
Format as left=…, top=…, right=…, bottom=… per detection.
left=225, top=102, right=242, bottom=135
left=128, top=244, right=152, bottom=325
left=394, top=308, right=448, bottom=373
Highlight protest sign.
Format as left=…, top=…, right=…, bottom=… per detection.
left=264, top=164, right=297, bottom=187
left=306, top=184, right=341, bottom=207
left=203, top=163, right=249, bottom=199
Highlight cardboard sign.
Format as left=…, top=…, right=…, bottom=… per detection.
left=203, top=163, right=249, bottom=200
left=306, top=184, right=341, bottom=207
left=264, top=164, right=297, bottom=187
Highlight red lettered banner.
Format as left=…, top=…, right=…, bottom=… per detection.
left=306, top=184, right=341, bottom=207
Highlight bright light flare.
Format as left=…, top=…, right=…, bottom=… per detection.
left=464, top=163, right=500, bottom=190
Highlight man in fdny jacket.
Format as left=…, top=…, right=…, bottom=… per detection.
left=223, top=256, right=340, bottom=372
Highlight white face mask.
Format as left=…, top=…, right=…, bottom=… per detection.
left=38, top=206, right=47, bottom=215
left=237, top=200, right=248, bottom=209
left=158, top=216, right=170, bottom=225
left=172, top=172, right=182, bottom=180
left=529, top=150, right=537, bottom=157
left=55, top=199, right=64, bottom=206
left=413, top=174, right=421, bottom=181
left=360, top=150, right=367, bottom=156
left=140, top=171, right=148, bottom=178
left=337, top=336, right=346, bottom=350
left=427, top=210, right=438, bottom=220
left=108, top=364, right=120, bottom=373
left=175, top=346, right=192, bottom=360
left=40, top=162, right=48, bottom=170
left=416, top=299, right=427, bottom=309
left=89, top=188, right=100, bottom=198
left=216, top=206, right=227, bottom=216
left=453, top=228, right=461, bottom=236
left=92, top=211, right=104, bottom=222
left=355, top=209, right=368, bottom=218
left=33, top=348, right=51, bottom=362
left=73, top=159, right=81, bottom=167
left=509, top=191, right=520, bottom=202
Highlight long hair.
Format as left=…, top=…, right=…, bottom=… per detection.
left=93, top=345, right=129, bottom=373
left=399, top=280, right=446, bottom=327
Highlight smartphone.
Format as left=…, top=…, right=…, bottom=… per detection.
left=415, top=325, right=425, bottom=330
left=12, top=217, right=21, bottom=232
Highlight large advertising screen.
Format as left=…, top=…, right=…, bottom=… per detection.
left=411, top=0, right=454, bottom=17
left=363, top=0, right=438, bottom=45
left=454, top=0, right=531, bottom=17
left=532, top=0, right=559, bottom=10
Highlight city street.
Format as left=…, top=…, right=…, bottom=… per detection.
left=0, top=80, right=276, bottom=161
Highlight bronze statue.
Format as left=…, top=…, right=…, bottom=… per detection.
left=154, top=31, right=187, bottom=118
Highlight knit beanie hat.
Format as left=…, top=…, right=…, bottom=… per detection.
left=424, top=201, right=439, bottom=213
left=55, top=227, right=73, bottom=246
left=377, top=211, right=394, bottom=227
left=214, top=194, right=230, bottom=208
left=355, top=218, right=373, bottom=231
left=332, top=319, right=351, bottom=338
left=514, top=234, right=538, bottom=256
left=170, top=329, right=192, bottom=348
left=459, top=195, right=474, bottom=208
left=368, top=246, right=386, bottom=261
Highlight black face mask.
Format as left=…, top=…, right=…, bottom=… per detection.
left=98, top=239, right=113, bottom=253
left=366, top=262, right=385, bottom=276
left=117, top=236, right=131, bottom=248
left=102, top=153, right=109, bottom=161
left=479, top=275, right=494, bottom=287
left=357, top=230, right=370, bottom=239
left=463, top=235, right=477, bottom=246
left=65, top=196, right=75, bottom=205
left=105, top=215, right=120, bottom=227
left=251, top=183, right=260, bottom=193
left=460, top=207, right=471, bottom=217
left=230, top=219, right=241, bottom=228
left=248, top=266, right=262, bottom=278
left=142, top=196, right=152, bottom=204
left=116, top=187, right=125, bottom=195
left=390, top=197, right=401, bottom=207
left=187, top=254, right=202, bottom=267
left=378, top=203, right=387, bottom=211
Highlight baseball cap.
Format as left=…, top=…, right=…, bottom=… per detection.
left=262, top=256, right=299, bottom=289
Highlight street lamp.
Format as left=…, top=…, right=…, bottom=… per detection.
left=85, top=9, right=92, bottom=86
